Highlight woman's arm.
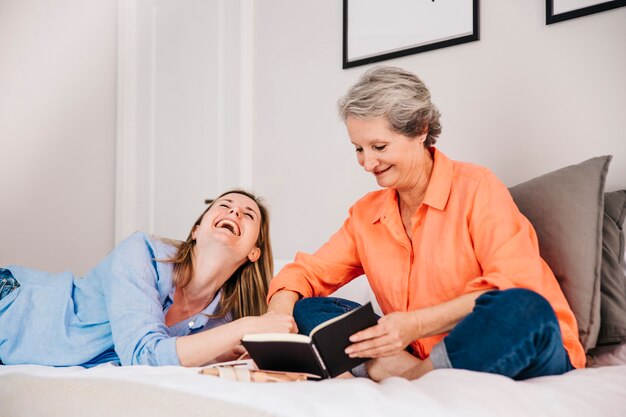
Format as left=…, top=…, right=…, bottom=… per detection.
left=176, top=313, right=297, bottom=367
left=99, top=234, right=297, bottom=366
left=99, top=234, right=184, bottom=366
left=267, top=289, right=300, bottom=315
left=346, top=289, right=488, bottom=358
left=267, top=208, right=365, bottom=307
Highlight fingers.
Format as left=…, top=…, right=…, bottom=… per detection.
left=258, top=313, right=298, bottom=334
left=274, top=314, right=298, bottom=333
left=345, top=320, right=408, bottom=358
left=346, top=337, right=405, bottom=358
left=232, top=344, right=247, bottom=356
left=213, top=345, right=246, bottom=363
left=349, top=323, right=386, bottom=343
left=283, top=316, right=298, bottom=333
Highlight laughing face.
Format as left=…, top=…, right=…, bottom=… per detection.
left=346, top=116, right=430, bottom=192
left=192, top=192, right=262, bottom=263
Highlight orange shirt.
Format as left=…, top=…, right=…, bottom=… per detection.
left=269, top=148, right=585, bottom=369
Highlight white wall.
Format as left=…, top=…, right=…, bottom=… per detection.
left=253, top=0, right=626, bottom=262
left=115, top=0, right=255, bottom=244
left=2, top=0, right=624, bottom=278
left=0, top=0, right=117, bottom=274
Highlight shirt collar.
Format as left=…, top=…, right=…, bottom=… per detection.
left=371, top=147, right=453, bottom=223
left=422, top=147, right=453, bottom=211
left=187, top=290, right=223, bottom=330
left=372, top=188, right=398, bottom=224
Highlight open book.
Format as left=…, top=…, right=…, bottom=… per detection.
left=241, top=302, right=379, bottom=379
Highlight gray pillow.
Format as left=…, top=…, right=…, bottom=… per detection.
left=508, top=155, right=611, bottom=351
left=596, top=190, right=626, bottom=346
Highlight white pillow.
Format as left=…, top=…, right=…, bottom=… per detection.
left=330, top=275, right=383, bottom=316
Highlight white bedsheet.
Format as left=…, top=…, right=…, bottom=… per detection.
left=1, top=364, right=625, bottom=417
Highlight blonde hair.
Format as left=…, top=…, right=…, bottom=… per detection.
left=160, top=189, right=272, bottom=319
left=338, top=66, right=442, bottom=146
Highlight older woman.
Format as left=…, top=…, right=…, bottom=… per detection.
left=268, top=66, right=585, bottom=381
left=0, top=189, right=296, bottom=367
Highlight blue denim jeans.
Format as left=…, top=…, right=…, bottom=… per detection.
left=294, top=297, right=364, bottom=335
left=0, top=268, right=20, bottom=365
left=433, top=288, right=574, bottom=380
left=0, top=268, right=19, bottom=302
left=293, top=289, right=574, bottom=380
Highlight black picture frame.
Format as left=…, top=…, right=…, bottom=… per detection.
left=546, top=0, right=626, bottom=24
left=342, top=0, right=479, bottom=69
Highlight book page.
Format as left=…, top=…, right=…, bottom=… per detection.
left=242, top=333, right=312, bottom=343
left=202, top=359, right=255, bottom=369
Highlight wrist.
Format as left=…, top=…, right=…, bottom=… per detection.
left=268, top=290, right=300, bottom=315
left=233, top=316, right=255, bottom=339
left=408, top=310, right=425, bottom=340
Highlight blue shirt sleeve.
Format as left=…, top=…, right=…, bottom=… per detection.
left=96, top=232, right=180, bottom=366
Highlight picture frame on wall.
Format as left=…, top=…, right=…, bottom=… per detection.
left=546, top=0, right=626, bottom=24
left=342, top=0, right=479, bottom=69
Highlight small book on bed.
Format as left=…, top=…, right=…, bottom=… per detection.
left=241, top=302, right=378, bottom=379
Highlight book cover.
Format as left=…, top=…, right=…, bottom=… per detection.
left=241, top=302, right=379, bottom=379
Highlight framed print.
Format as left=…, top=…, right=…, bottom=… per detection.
left=342, top=0, right=479, bottom=69
left=546, top=0, right=626, bottom=24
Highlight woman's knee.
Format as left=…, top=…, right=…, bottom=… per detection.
left=477, top=288, right=556, bottom=324
left=294, top=296, right=361, bottom=314
left=293, top=296, right=362, bottom=335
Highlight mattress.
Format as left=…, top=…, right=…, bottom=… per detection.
left=1, top=363, right=624, bottom=417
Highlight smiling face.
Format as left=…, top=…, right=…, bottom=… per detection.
left=192, top=192, right=262, bottom=264
left=346, top=116, right=431, bottom=192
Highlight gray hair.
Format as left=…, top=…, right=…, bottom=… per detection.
left=338, top=66, right=442, bottom=146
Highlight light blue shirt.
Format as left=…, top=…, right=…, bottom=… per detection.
left=0, top=232, right=231, bottom=367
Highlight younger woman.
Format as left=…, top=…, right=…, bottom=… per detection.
left=0, top=190, right=296, bottom=367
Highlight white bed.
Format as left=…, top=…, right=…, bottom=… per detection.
left=1, top=361, right=625, bottom=417
left=3, top=158, right=625, bottom=417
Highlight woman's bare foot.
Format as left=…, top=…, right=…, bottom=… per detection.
left=366, top=352, right=433, bottom=381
